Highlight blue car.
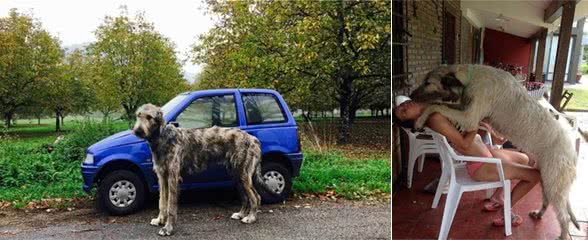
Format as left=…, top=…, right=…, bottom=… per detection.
left=81, top=89, right=303, bottom=215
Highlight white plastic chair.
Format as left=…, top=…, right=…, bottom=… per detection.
left=400, top=127, right=439, bottom=188
left=429, top=131, right=512, bottom=240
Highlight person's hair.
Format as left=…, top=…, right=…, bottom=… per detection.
left=392, top=108, right=415, bottom=129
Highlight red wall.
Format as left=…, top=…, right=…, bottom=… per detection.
left=483, top=28, right=532, bottom=73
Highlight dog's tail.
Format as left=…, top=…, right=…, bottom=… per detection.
left=568, top=200, right=580, bottom=230
left=253, top=160, right=279, bottom=197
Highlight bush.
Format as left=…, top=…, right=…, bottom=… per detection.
left=0, top=121, right=128, bottom=205
left=580, top=63, right=588, bottom=75
left=53, top=121, right=127, bottom=162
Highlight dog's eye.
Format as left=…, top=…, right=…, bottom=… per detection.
left=146, top=115, right=153, bottom=120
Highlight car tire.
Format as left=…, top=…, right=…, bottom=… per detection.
left=257, top=162, right=292, bottom=204
left=97, top=170, right=146, bottom=215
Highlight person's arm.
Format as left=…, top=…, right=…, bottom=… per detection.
left=480, top=121, right=507, bottom=145
left=426, top=113, right=477, bottom=153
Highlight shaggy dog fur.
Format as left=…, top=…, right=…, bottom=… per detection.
left=410, top=64, right=579, bottom=239
left=132, top=104, right=269, bottom=236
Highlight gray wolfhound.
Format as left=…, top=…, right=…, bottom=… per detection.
left=133, top=103, right=271, bottom=236
left=410, top=64, right=579, bottom=239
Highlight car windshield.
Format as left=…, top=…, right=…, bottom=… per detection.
left=160, top=94, right=189, bottom=117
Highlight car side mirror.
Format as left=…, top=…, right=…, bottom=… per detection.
left=169, top=121, right=179, bottom=127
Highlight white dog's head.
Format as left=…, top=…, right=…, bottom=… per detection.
left=409, top=65, right=468, bottom=106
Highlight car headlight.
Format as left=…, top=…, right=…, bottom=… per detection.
left=83, top=154, right=94, bottom=165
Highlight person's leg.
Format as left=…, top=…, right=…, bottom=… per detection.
left=483, top=149, right=531, bottom=210
left=472, top=161, right=541, bottom=226
left=473, top=160, right=540, bottom=206
left=490, top=149, right=529, bottom=166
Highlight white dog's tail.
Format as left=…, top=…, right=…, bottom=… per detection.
left=568, top=200, right=580, bottom=230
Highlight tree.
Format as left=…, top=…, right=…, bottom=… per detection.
left=88, top=8, right=189, bottom=125
left=193, top=0, right=390, bottom=144
left=0, top=9, right=63, bottom=128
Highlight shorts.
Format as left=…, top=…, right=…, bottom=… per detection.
left=465, top=145, right=494, bottom=177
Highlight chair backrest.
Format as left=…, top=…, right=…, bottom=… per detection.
left=429, top=131, right=458, bottom=181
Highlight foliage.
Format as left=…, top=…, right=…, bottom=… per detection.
left=0, top=121, right=127, bottom=206
left=0, top=9, right=63, bottom=128
left=88, top=8, right=189, bottom=124
left=193, top=0, right=390, bottom=143
left=580, top=63, right=588, bottom=75
left=293, top=151, right=390, bottom=199
left=53, top=121, right=128, bottom=162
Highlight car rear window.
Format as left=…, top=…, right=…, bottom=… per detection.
left=242, top=93, right=287, bottom=125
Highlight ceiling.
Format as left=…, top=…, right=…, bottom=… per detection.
left=462, top=0, right=588, bottom=38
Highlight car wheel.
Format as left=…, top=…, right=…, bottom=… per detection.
left=97, top=170, right=146, bottom=215
left=257, top=162, right=292, bottom=204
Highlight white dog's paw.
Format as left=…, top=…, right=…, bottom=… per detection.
left=231, top=212, right=245, bottom=220
left=240, top=215, right=256, bottom=224
left=150, top=217, right=164, bottom=226
left=158, top=226, right=174, bottom=236
left=529, top=210, right=544, bottom=219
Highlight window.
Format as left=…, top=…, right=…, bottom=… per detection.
left=242, top=93, right=286, bottom=125
left=176, top=95, right=238, bottom=128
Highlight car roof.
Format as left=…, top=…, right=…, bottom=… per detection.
left=182, top=88, right=279, bottom=96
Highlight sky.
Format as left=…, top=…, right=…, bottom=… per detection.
left=0, top=0, right=216, bottom=80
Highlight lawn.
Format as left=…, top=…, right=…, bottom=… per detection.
left=563, top=88, right=588, bottom=110
left=0, top=117, right=390, bottom=208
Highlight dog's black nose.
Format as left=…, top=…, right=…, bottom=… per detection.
left=133, top=129, right=144, bottom=138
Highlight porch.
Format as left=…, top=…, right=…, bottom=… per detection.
left=392, top=113, right=588, bottom=239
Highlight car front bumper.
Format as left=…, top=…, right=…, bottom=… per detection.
left=81, top=163, right=98, bottom=192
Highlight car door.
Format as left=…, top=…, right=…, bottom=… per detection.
left=174, top=93, right=238, bottom=184
left=238, top=92, right=298, bottom=154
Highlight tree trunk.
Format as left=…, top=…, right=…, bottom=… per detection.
left=61, top=115, right=65, bottom=126
left=337, top=77, right=352, bottom=144
left=4, top=112, right=13, bottom=128
left=55, top=110, right=61, bottom=132
left=38, top=117, right=41, bottom=125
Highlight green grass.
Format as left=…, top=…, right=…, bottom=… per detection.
left=0, top=119, right=389, bottom=208
left=293, top=151, right=390, bottom=199
left=0, top=120, right=128, bottom=208
left=563, top=88, right=588, bottom=110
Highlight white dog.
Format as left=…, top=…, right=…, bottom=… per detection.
left=410, top=64, right=579, bottom=239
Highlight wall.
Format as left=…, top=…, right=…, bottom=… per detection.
left=393, top=0, right=463, bottom=189
left=483, top=28, right=532, bottom=73
left=404, top=0, right=461, bottom=90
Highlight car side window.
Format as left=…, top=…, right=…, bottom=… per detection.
left=176, top=95, right=238, bottom=128
left=242, top=93, right=287, bottom=125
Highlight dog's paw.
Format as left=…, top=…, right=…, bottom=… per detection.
left=150, top=217, right=164, bottom=226
left=231, top=212, right=245, bottom=220
left=240, top=215, right=256, bottom=224
left=529, top=210, right=544, bottom=219
left=158, top=226, right=174, bottom=236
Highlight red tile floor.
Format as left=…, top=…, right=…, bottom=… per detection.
left=392, top=149, right=588, bottom=239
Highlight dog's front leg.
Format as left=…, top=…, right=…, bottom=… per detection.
left=415, top=104, right=479, bottom=132
left=151, top=169, right=168, bottom=227
left=158, top=166, right=180, bottom=236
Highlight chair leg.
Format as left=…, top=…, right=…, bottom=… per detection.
left=438, top=185, right=463, bottom=240
left=417, top=154, right=425, bottom=172
left=485, top=188, right=496, bottom=200
left=503, top=180, right=512, bottom=236
left=407, top=153, right=416, bottom=189
left=432, top=169, right=450, bottom=209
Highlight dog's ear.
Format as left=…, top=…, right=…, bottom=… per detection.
left=155, top=108, right=164, bottom=123
left=441, top=73, right=464, bottom=88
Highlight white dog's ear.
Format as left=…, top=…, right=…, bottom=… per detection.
left=441, top=73, right=464, bottom=88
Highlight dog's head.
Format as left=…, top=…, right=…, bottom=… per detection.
left=409, top=66, right=465, bottom=104
left=133, top=103, right=164, bottom=139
